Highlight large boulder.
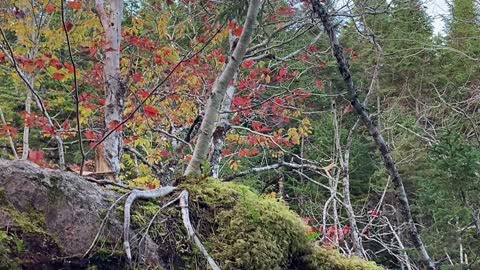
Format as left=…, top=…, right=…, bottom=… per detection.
left=0, top=159, right=381, bottom=270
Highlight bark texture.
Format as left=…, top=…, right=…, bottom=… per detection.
left=311, top=1, right=436, bottom=269
left=184, top=0, right=262, bottom=175
left=95, top=0, right=125, bottom=178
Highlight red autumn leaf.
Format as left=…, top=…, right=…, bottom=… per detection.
left=64, top=21, right=74, bottom=32
left=343, top=226, right=352, bottom=236
left=62, top=120, right=71, bottom=130
left=35, top=117, right=48, bottom=127
left=278, top=6, right=295, bottom=16
left=52, top=73, right=65, bottom=81
left=97, top=98, right=106, bottom=106
left=233, top=96, right=251, bottom=108
left=0, top=53, right=5, bottom=62
left=21, top=112, right=36, bottom=127
left=45, top=4, right=56, bottom=13
left=28, top=150, right=46, bottom=166
left=138, top=90, right=150, bottom=99
left=1, top=125, right=18, bottom=137
left=232, top=26, right=243, bottom=37
left=50, top=59, right=63, bottom=70
left=252, top=121, right=262, bottom=131
left=42, top=125, right=56, bottom=137
left=65, top=63, right=75, bottom=74
left=67, top=1, right=82, bottom=10
left=108, top=120, right=123, bottom=131
left=160, top=150, right=171, bottom=158
left=238, top=149, right=250, bottom=158
left=34, top=58, right=46, bottom=69
left=144, top=106, right=159, bottom=118
left=222, top=149, right=233, bottom=156
left=84, top=130, right=97, bottom=140
left=278, top=68, right=288, bottom=77
left=368, top=209, right=380, bottom=218
left=22, top=60, right=36, bottom=73
left=227, top=20, right=237, bottom=30
left=241, top=59, right=255, bottom=69
left=217, top=54, right=226, bottom=63
left=88, top=47, right=98, bottom=57
left=132, top=73, right=143, bottom=82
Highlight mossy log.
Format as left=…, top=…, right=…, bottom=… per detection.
left=0, top=159, right=381, bottom=270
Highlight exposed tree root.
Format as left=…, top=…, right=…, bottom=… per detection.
left=123, top=186, right=177, bottom=262
left=120, top=186, right=221, bottom=269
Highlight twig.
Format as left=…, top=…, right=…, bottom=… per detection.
left=60, top=0, right=86, bottom=175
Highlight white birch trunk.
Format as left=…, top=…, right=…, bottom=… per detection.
left=185, top=0, right=262, bottom=176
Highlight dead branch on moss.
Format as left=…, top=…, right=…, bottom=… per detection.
left=180, top=190, right=221, bottom=270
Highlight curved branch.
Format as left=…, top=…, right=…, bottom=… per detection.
left=123, top=186, right=177, bottom=262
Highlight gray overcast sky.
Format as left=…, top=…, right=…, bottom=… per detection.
left=425, top=0, right=451, bottom=34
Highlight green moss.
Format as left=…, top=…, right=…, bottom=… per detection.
left=301, top=248, right=382, bottom=270
left=175, top=179, right=381, bottom=270
left=183, top=179, right=308, bottom=269
left=0, top=231, right=21, bottom=270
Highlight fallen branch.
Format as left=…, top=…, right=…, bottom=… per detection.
left=180, top=190, right=221, bottom=270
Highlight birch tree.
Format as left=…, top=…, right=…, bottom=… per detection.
left=185, top=0, right=263, bottom=176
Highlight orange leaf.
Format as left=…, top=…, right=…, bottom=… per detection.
left=84, top=130, right=97, bottom=140
left=67, top=1, right=82, bottom=10
left=233, top=26, right=243, bottom=37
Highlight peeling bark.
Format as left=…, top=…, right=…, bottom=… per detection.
left=95, top=0, right=125, bottom=179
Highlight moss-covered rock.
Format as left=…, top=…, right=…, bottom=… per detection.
left=126, top=178, right=382, bottom=270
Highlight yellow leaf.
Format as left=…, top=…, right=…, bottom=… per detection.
left=229, top=160, right=240, bottom=171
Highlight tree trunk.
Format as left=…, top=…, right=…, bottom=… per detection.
left=311, top=1, right=436, bottom=269
left=184, top=0, right=262, bottom=176
left=210, top=84, right=235, bottom=178
left=95, top=0, right=125, bottom=179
